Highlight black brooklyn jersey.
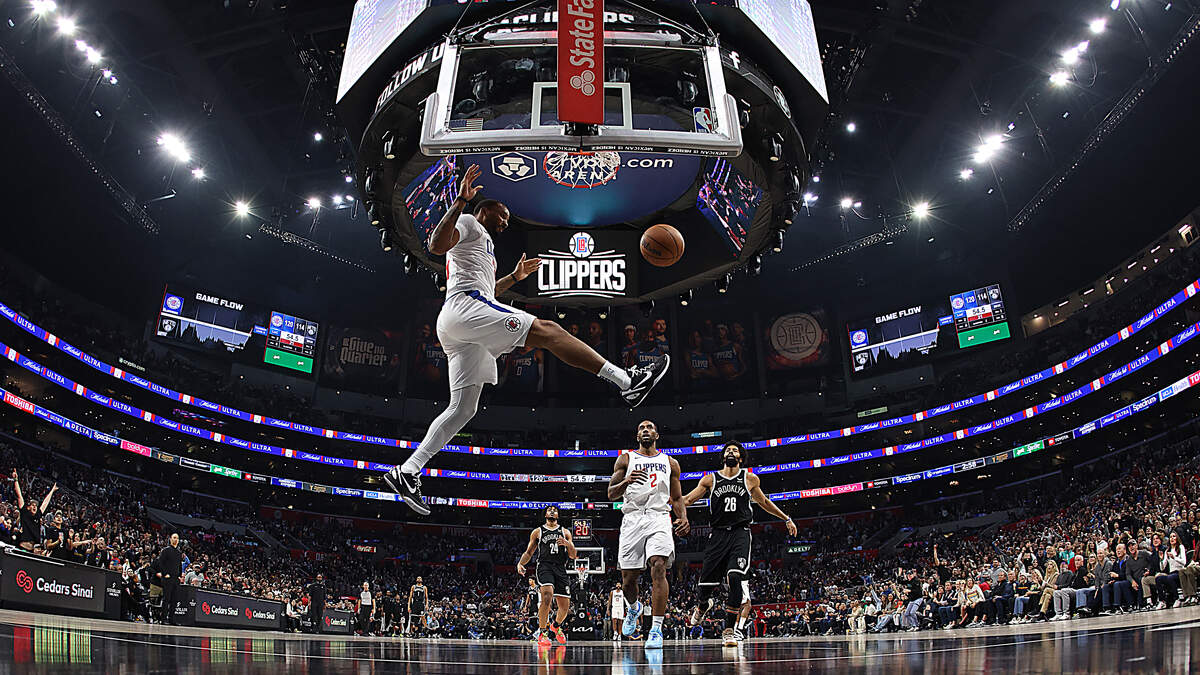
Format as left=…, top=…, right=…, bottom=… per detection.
left=709, top=469, right=753, bottom=528
left=411, top=584, right=427, bottom=607
left=537, top=524, right=569, bottom=567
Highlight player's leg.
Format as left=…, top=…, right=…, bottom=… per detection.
left=554, top=596, right=570, bottom=641
left=722, top=528, right=752, bottom=645
left=693, top=530, right=728, bottom=625
left=536, top=582, right=554, bottom=646
left=384, top=382, right=483, bottom=514
left=619, top=568, right=643, bottom=636
left=551, top=569, right=570, bottom=644
left=524, top=319, right=669, bottom=407
left=645, top=555, right=670, bottom=648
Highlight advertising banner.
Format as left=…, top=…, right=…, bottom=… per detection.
left=175, top=587, right=284, bottom=630
left=0, top=548, right=120, bottom=619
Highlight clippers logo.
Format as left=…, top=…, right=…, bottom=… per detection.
left=505, top=317, right=522, bottom=333
left=568, top=232, right=595, bottom=258
left=492, top=152, right=537, bottom=182
left=15, top=570, right=33, bottom=593
left=164, top=295, right=183, bottom=312
left=535, top=231, right=626, bottom=299
left=270, top=315, right=283, bottom=327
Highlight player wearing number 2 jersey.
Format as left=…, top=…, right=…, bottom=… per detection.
left=517, top=505, right=577, bottom=647
left=383, top=164, right=669, bottom=516
left=608, top=420, right=689, bottom=650
left=682, top=441, right=798, bottom=646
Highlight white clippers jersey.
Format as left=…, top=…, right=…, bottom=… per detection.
left=621, top=450, right=672, bottom=514
left=444, top=214, right=497, bottom=299
left=610, top=589, right=626, bottom=612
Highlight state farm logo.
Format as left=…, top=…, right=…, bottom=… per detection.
left=15, top=570, right=33, bottom=593
left=492, top=152, right=536, bottom=182
left=570, top=69, right=596, bottom=96
left=544, top=151, right=620, bottom=188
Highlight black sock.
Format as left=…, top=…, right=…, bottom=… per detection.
left=725, top=610, right=738, bottom=630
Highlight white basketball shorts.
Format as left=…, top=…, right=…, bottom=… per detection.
left=437, top=290, right=535, bottom=390
left=618, top=510, right=675, bottom=570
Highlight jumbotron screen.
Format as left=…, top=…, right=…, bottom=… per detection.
left=264, top=311, right=320, bottom=374
left=337, top=0, right=425, bottom=101
left=847, top=303, right=949, bottom=375
left=736, top=0, right=828, bottom=102
left=697, top=158, right=764, bottom=254
left=949, top=283, right=1011, bottom=349
left=156, top=287, right=264, bottom=354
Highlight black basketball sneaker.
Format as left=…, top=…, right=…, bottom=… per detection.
left=620, top=355, right=670, bottom=408
left=384, top=468, right=429, bottom=516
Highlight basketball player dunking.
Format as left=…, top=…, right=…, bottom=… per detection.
left=682, top=441, right=796, bottom=646
left=517, top=505, right=577, bottom=647
left=608, top=420, right=689, bottom=650
left=383, top=165, right=670, bottom=515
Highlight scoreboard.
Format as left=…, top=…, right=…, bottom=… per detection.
left=949, top=284, right=1010, bottom=349
left=264, top=311, right=319, bottom=374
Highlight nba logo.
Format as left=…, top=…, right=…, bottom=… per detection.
left=568, top=232, right=595, bottom=259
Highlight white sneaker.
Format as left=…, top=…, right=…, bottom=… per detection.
left=1155, top=601, right=1166, bottom=610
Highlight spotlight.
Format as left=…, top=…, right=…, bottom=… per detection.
left=959, top=168, right=974, bottom=180
left=156, top=133, right=191, bottom=163
left=1049, top=71, right=1070, bottom=86
left=345, top=195, right=355, bottom=202
left=853, top=201, right=862, bottom=209
left=912, top=201, right=930, bottom=219
left=803, top=192, right=817, bottom=205
left=74, top=39, right=87, bottom=52
left=765, top=135, right=783, bottom=162
left=109, top=76, right=118, bottom=85
left=973, top=134, right=1004, bottom=163
left=1076, top=40, right=1090, bottom=54
left=599, top=306, right=610, bottom=320
left=85, top=47, right=101, bottom=64
left=556, top=307, right=566, bottom=319
left=307, top=196, right=321, bottom=210
left=840, top=197, right=853, bottom=210
left=380, top=228, right=396, bottom=252
left=345, top=174, right=354, bottom=183
left=1090, top=18, right=1107, bottom=34
left=234, top=201, right=250, bottom=216
left=781, top=201, right=798, bottom=225
left=772, top=229, right=785, bottom=253
left=190, top=167, right=205, bottom=180
left=402, top=253, right=413, bottom=274
left=382, top=130, right=397, bottom=160
left=1061, top=47, right=1081, bottom=65
left=332, top=195, right=344, bottom=205
left=101, top=69, right=112, bottom=78
left=55, top=16, right=76, bottom=35
left=845, top=121, right=856, bottom=133
left=364, top=171, right=378, bottom=197
left=786, top=171, right=801, bottom=195
left=367, top=202, right=383, bottom=226
left=31, top=1, right=57, bottom=16
left=1110, top=0, right=1120, bottom=10
left=811, top=175, right=820, bottom=183
left=679, top=290, right=693, bottom=307
left=748, top=255, right=762, bottom=277
left=313, top=131, right=324, bottom=142
left=639, top=300, right=655, bottom=316
left=716, top=273, right=731, bottom=294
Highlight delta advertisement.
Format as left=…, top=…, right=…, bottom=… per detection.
left=0, top=549, right=120, bottom=619
left=174, top=587, right=284, bottom=630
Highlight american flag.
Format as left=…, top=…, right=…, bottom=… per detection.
left=449, top=118, right=484, bottom=132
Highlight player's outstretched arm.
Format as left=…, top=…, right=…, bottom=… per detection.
left=516, top=527, right=539, bottom=576
left=428, top=164, right=483, bottom=255
left=669, top=457, right=690, bottom=536
left=682, top=473, right=713, bottom=507
left=748, top=473, right=797, bottom=536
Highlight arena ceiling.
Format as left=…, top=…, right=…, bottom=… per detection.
left=0, top=0, right=1197, bottom=324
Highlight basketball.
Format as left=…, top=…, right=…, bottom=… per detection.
left=640, top=224, right=685, bottom=267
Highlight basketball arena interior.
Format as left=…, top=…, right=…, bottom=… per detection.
left=0, top=0, right=1199, bottom=672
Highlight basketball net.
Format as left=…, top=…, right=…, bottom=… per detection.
left=574, top=559, right=590, bottom=589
